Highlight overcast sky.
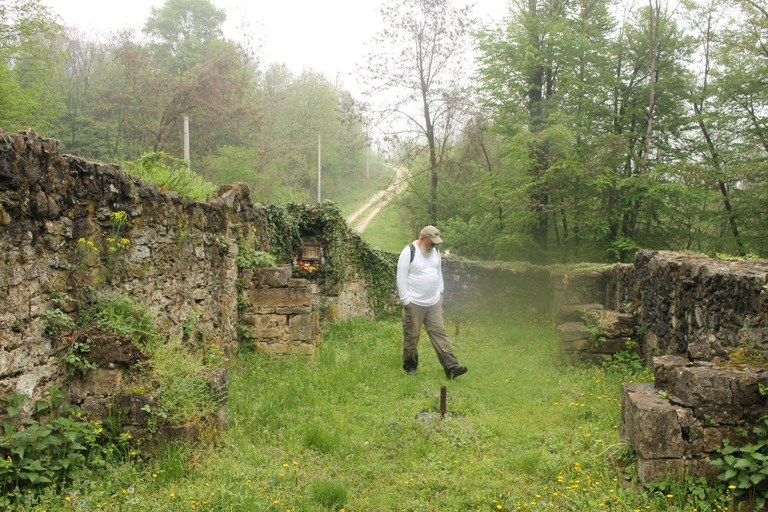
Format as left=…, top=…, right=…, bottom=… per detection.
left=41, top=0, right=511, bottom=96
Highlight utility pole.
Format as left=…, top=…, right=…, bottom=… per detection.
left=183, top=116, right=190, bottom=169
left=317, top=135, right=322, bottom=203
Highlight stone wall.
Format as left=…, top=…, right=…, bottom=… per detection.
left=239, top=266, right=322, bottom=355
left=0, top=130, right=374, bottom=430
left=442, top=260, right=552, bottom=319
left=627, top=250, right=768, bottom=362
left=613, top=251, right=768, bottom=486
left=622, top=356, right=768, bottom=485
left=550, top=267, right=641, bottom=363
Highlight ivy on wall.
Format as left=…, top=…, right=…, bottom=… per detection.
left=259, top=202, right=398, bottom=315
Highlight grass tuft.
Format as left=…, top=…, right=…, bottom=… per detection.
left=303, top=424, right=342, bottom=454
left=310, top=478, right=348, bottom=509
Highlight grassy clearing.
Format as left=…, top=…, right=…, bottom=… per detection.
left=38, top=314, right=735, bottom=511
left=358, top=198, right=415, bottom=253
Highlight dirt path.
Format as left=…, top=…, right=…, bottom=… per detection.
left=346, top=166, right=408, bottom=234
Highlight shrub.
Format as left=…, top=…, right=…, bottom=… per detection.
left=123, top=152, right=217, bottom=201
left=0, top=389, right=130, bottom=506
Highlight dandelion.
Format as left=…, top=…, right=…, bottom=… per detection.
left=152, top=474, right=158, bottom=478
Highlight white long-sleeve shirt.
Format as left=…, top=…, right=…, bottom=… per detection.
left=396, top=241, right=444, bottom=306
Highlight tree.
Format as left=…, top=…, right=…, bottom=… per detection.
left=143, top=0, right=226, bottom=72
left=362, top=0, right=474, bottom=224
left=0, top=0, right=64, bottom=132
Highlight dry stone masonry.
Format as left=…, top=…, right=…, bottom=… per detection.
left=0, top=130, right=380, bottom=438
left=552, top=251, right=768, bottom=485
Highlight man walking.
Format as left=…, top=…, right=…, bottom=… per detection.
left=396, top=226, right=468, bottom=379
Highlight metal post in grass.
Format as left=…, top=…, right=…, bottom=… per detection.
left=440, top=386, right=447, bottom=418
left=455, top=320, right=460, bottom=337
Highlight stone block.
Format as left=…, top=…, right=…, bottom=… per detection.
left=555, top=303, right=604, bottom=323
left=701, top=426, right=746, bottom=453
left=289, top=313, right=314, bottom=342
left=69, top=369, right=124, bottom=401
left=687, top=334, right=727, bottom=361
left=116, top=393, right=155, bottom=427
left=730, top=367, right=768, bottom=413
left=592, top=337, right=630, bottom=354
left=653, top=355, right=688, bottom=394
left=246, top=287, right=311, bottom=314
left=240, top=313, right=286, bottom=328
left=80, top=330, right=147, bottom=366
left=675, top=366, right=735, bottom=424
left=244, top=313, right=287, bottom=339
left=257, top=266, right=291, bottom=288
left=557, top=322, right=590, bottom=342
left=79, top=395, right=111, bottom=419
left=622, top=383, right=686, bottom=459
left=585, top=310, right=635, bottom=337
left=575, top=352, right=612, bottom=365
left=255, top=341, right=288, bottom=355
left=636, top=457, right=718, bottom=486
left=568, top=339, right=592, bottom=351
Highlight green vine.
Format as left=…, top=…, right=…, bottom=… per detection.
left=258, top=202, right=397, bottom=315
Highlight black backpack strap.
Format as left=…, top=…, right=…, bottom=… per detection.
left=409, top=242, right=438, bottom=263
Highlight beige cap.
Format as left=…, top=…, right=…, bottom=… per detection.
left=420, top=225, right=443, bottom=244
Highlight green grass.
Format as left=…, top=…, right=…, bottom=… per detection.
left=359, top=197, right=415, bottom=253
left=40, top=314, right=734, bottom=511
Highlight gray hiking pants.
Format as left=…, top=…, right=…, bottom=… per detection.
left=402, top=296, right=460, bottom=372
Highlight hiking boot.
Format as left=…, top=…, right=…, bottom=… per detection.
left=445, top=365, right=468, bottom=380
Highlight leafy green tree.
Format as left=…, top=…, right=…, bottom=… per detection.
left=0, top=0, right=64, bottom=133
left=143, top=0, right=226, bottom=72
left=363, top=0, right=474, bottom=224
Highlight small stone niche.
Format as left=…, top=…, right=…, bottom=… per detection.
left=299, top=236, right=324, bottom=263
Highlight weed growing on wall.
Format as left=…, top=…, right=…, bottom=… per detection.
left=105, top=211, right=130, bottom=284
left=88, top=294, right=222, bottom=427
left=235, top=228, right=276, bottom=270
left=123, top=152, right=217, bottom=201
left=63, top=341, right=98, bottom=377
left=712, top=418, right=768, bottom=508
left=0, top=389, right=130, bottom=508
